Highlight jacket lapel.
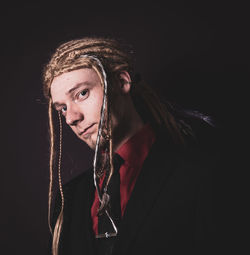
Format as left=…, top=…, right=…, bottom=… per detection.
left=62, top=170, right=96, bottom=254
left=113, top=133, right=179, bottom=254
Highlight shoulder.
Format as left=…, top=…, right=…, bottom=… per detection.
left=52, top=169, right=93, bottom=210
left=51, top=169, right=94, bottom=228
left=152, top=116, right=222, bottom=179
left=62, top=168, right=94, bottom=197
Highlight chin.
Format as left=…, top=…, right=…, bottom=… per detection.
left=82, top=134, right=98, bottom=150
left=88, top=141, right=97, bottom=150
left=81, top=137, right=95, bottom=150
left=80, top=131, right=108, bottom=151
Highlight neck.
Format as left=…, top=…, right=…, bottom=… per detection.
left=112, top=109, right=144, bottom=152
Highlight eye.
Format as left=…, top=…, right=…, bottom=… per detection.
left=77, top=89, right=89, bottom=100
left=61, top=106, right=67, bottom=114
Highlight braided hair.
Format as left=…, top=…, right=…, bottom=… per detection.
left=43, top=36, right=184, bottom=255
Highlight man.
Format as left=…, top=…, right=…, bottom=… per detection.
left=43, top=37, right=220, bottom=255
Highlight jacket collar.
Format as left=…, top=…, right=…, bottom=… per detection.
left=113, top=129, right=179, bottom=254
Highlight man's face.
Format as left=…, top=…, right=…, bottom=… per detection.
left=50, top=68, right=105, bottom=149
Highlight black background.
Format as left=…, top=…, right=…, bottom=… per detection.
left=1, top=2, right=248, bottom=254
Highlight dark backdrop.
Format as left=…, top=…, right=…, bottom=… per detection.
left=1, top=2, right=248, bottom=254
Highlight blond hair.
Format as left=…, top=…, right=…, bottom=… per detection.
left=43, top=36, right=184, bottom=255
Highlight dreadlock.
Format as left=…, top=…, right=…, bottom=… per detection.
left=43, top=36, right=184, bottom=255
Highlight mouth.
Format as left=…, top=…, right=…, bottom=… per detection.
left=79, top=123, right=96, bottom=137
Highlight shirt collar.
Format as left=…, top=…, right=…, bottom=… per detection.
left=116, top=123, right=156, bottom=166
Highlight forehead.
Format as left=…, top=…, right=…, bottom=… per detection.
left=50, top=68, right=100, bottom=100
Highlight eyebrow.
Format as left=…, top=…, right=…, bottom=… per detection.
left=52, top=102, right=64, bottom=110
left=52, top=81, right=92, bottom=109
left=66, top=81, right=92, bottom=95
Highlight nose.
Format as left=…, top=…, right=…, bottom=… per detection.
left=65, top=104, right=84, bottom=126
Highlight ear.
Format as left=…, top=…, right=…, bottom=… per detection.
left=118, top=71, right=132, bottom=94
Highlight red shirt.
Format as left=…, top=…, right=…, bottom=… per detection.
left=91, top=123, right=156, bottom=235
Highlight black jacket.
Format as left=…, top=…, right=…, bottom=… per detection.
left=51, top=124, right=225, bottom=255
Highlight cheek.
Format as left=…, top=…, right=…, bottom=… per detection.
left=87, top=90, right=104, bottom=119
left=69, top=126, right=79, bottom=137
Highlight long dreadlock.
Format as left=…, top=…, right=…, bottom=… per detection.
left=43, top=36, right=185, bottom=255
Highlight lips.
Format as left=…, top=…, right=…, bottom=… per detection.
left=79, top=123, right=96, bottom=136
